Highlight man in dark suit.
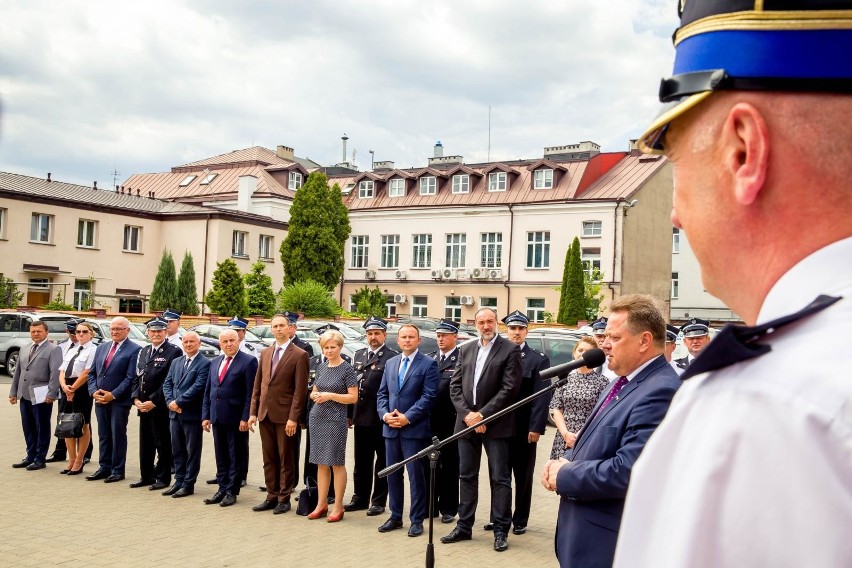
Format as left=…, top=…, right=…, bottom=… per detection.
left=442, top=307, right=522, bottom=553
left=162, top=331, right=210, bottom=498
left=427, top=318, right=462, bottom=524
left=248, top=313, right=309, bottom=514
left=674, top=318, right=711, bottom=372
left=130, top=317, right=183, bottom=490
left=376, top=324, right=439, bottom=537
left=8, top=320, right=63, bottom=470
left=542, top=294, right=681, bottom=568
left=86, top=317, right=142, bottom=483
left=201, top=329, right=257, bottom=507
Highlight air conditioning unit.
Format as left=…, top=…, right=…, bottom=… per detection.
left=471, top=267, right=488, bottom=279
left=456, top=269, right=471, bottom=279
left=365, top=269, right=376, bottom=279
left=395, top=270, right=407, bottom=280
left=460, top=295, right=475, bottom=306
left=431, top=269, right=443, bottom=280
left=489, top=268, right=503, bottom=279
left=394, top=294, right=407, bottom=304
left=442, top=268, right=456, bottom=280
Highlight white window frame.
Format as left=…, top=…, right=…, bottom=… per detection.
left=232, top=230, right=249, bottom=258
left=526, top=298, right=546, bottom=323
left=452, top=174, right=469, bottom=194
left=77, top=219, right=97, bottom=248
left=526, top=231, right=550, bottom=268
left=380, top=235, right=400, bottom=269
left=179, top=174, right=197, bottom=187
left=73, top=279, right=92, bottom=310
left=480, top=297, right=498, bottom=309
left=419, top=176, right=436, bottom=196
left=288, top=171, right=303, bottom=190
left=200, top=173, right=218, bottom=185
left=534, top=169, right=554, bottom=189
left=388, top=178, right=405, bottom=198
left=672, top=227, right=681, bottom=253
left=480, top=232, right=502, bottom=268
left=582, top=220, right=603, bottom=237
left=582, top=247, right=602, bottom=280
left=445, top=233, right=467, bottom=269
left=412, top=234, right=432, bottom=268
left=671, top=272, right=680, bottom=299
left=358, top=180, right=374, bottom=199
left=30, top=213, right=53, bottom=244
left=384, top=295, right=397, bottom=318
left=488, top=171, right=507, bottom=192
left=445, top=296, right=461, bottom=320
left=0, top=208, right=7, bottom=239
left=350, top=236, right=369, bottom=268
left=412, top=296, right=428, bottom=317
left=259, top=234, right=274, bottom=261
left=123, top=225, right=142, bottom=253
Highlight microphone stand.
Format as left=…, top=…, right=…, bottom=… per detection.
left=379, top=371, right=578, bottom=568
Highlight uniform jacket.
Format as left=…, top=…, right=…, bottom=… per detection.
left=87, top=339, right=142, bottom=406
left=250, top=341, right=310, bottom=424
left=352, top=344, right=399, bottom=427
left=162, top=354, right=212, bottom=421
left=377, top=351, right=439, bottom=440
left=131, top=341, right=183, bottom=409
left=292, top=336, right=314, bottom=357
left=515, top=343, right=551, bottom=436
left=202, top=351, right=258, bottom=425
left=449, top=335, right=522, bottom=438
left=9, top=340, right=63, bottom=401
left=673, top=356, right=690, bottom=371
left=428, top=347, right=460, bottom=437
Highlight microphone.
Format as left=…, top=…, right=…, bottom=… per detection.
left=539, top=348, right=606, bottom=381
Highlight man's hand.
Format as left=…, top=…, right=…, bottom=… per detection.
left=94, top=390, right=115, bottom=404
left=138, top=401, right=155, bottom=412
left=202, top=420, right=211, bottom=432
left=384, top=410, right=410, bottom=428
left=463, top=411, right=482, bottom=427
left=285, top=419, right=297, bottom=436
left=528, top=431, right=541, bottom=443
left=9, top=396, right=17, bottom=405
left=45, top=397, right=55, bottom=404
left=168, top=401, right=180, bottom=413
left=239, top=420, right=248, bottom=432
left=541, top=458, right=569, bottom=492
left=247, top=416, right=257, bottom=433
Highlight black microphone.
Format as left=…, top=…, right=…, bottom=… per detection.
left=539, top=348, right=606, bottom=381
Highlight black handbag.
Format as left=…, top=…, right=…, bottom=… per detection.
left=295, top=477, right=318, bottom=516
left=55, top=412, right=84, bottom=439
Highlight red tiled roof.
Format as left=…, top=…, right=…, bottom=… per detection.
left=123, top=165, right=296, bottom=202
left=176, top=146, right=292, bottom=169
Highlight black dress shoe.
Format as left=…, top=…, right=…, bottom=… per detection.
left=104, top=474, right=125, bottom=483
left=440, top=527, right=472, bottom=544
left=83, top=457, right=90, bottom=464
left=162, top=484, right=181, bottom=496
left=441, top=514, right=456, bottom=524
left=252, top=499, right=277, bottom=512
left=45, top=453, right=65, bottom=463
left=129, top=479, right=155, bottom=488
left=512, top=525, right=527, bottom=535
left=204, top=491, right=225, bottom=505
left=149, top=481, right=169, bottom=491
left=366, top=505, right=385, bottom=516
left=12, top=459, right=33, bottom=469
left=206, top=478, right=218, bottom=485
left=86, top=468, right=109, bottom=481
left=483, top=522, right=495, bottom=531
left=240, top=480, right=247, bottom=488
left=173, top=487, right=194, bottom=498
left=408, top=522, right=424, bottom=537
left=343, top=498, right=366, bottom=512
left=493, top=533, right=509, bottom=552
left=272, top=501, right=291, bottom=514
left=378, top=518, right=403, bottom=533
left=220, top=493, right=237, bottom=507
left=26, top=462, right=46, bottom=471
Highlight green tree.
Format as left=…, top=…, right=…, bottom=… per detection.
left=149, top=250, right=178, bottom=312
left=557, top=237, right=586, bottom=326
left=277, top=279, right=340, bottom=318
left=0, top=274, right=23, bottom=308
left=176, top=251, right=200, bottom=315
left=41, top=292, right=74, bottom=311
left=204, top=259, right=245, bottom=316
left=350, top=285, right=386, bottom=317
left=280, top=171, right=351, bottom=289
left=244, top=261, right=276, bottom=317
left=583, top=268, right=605, bottom=322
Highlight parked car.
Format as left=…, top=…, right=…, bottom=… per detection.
left=384, top=328, right=471, bottom=354
left=248, top=325, right=275, bottom=346
left=297, top=320, right=365, bottom=341
left=130, top=323, right=220, bottom=358
left=396, top=316, right=478, bottom=335
left=188, top=324, right=266, bottom=352
left=90, top=319, right=150, bottom=347
left=0, top=311, right=75, bottom=375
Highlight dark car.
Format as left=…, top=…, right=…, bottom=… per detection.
left=396, top=316, right=478, bottom=335
left=188, top=323, right=266, bottom=351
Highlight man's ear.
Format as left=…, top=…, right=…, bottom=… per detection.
left=719, top=102, right=769, bottom=206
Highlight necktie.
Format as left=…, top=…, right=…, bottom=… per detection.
left=184, top=357, right=192, bottom=371
left=440, top=354, right=446, bottom=365
left=271, top=346, right=282, bottom=374
left=104, top=342, right=118, bottom=369
left=29, top=342, right=38, bottom=361
left=682, top=294, right=841, bottom=380
left=218, top=357, right=232, bottom=383
left=65, top=345, right=84, bottom=377
left=398, top=357, right=409, bottom=389
left=595, top=376, right=628, bottom=418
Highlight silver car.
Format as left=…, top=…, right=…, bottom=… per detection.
left=0, top=311, right=76, bottom=376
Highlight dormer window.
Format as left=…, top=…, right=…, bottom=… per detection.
left=420, top=176, right=436, bottom=196
left=200, top=173, right=218, bottom=185
left=452, top=174, right=469, bottom=194
left=388, top=178, right=405, bottom=198
left=179, top=174, right=197, bottom=187
left=288, top=171, right=303, bottom=190
left=359, top=180, right=374, bottom=198
left=488, top=172, right=507, bottom=192
left=534, top=169, right=553, bottom=189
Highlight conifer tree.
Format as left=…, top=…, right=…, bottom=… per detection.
left=149, top=250, right=178, bottom=312
left=244, top=261, right=276, bottom=317
left=204, top=259, right=245, bottom=316
left=176, top=251, right=200, bottom=315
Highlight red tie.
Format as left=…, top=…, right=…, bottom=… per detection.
left=594, top=376, right=628, bottom=418
left=104, top=342, right=118, bottom=369
left=218, top=357, right=232, bottom=383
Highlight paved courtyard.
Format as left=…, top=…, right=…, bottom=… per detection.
left=0, top=374, right=561, bottom=567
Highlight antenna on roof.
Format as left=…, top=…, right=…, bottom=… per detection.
left=487, top=105, right=492, bottom=162
left=111, top=166, right=121, bottom=190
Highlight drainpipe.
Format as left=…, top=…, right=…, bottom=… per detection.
left=608, top=199, right=623, bottom=302
left=503, top=204, right=514, bottom=309
left=201, top=214, right=211, bottom=314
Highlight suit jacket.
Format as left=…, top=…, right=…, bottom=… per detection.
left=292, top=336, right=314, bottom=357
left=352, top=344, right=398, bottom=427
left=377, top=351, right=439, bottom=439
left=87, top=339, right=142, bottom=406
left=202, top=351, right=257, bottom=425
left=428, top=347, right=460, bottom=437
left=449, top=335, right=522, bottom=438
left=162, top=355, right=211, bottom=421
left=555, top=355, right=681, bottom=568
left=515, top=343, right=551, bottom=436
left=250, top=342, right=310, bottom=424
left=9, top=340, right=62, bottom=401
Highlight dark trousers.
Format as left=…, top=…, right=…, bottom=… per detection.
left=239, top=430, right=249, bottom=483
left=212, top=423, right=246, bottom=495
left=169, top=416, right=202, bottom=489
left=507, top=435, right=538, bottom=528
left=94, top=403, right=131, bottom=475
left=19, top=398, right=53, bottom=464
left=303, top=426, right=334, bottom=497
left=386, top=435, right=430, bottom=522
left=430, top=437, right=459, bottom=517
left=259, top=418, right=296, bottom=502
left=352, top=424, right=387, bottom=506
left=138, top=407, right=172, bottom=484
left=457, top=435, right=512, bottom=535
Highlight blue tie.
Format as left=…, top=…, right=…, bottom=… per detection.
left=398, top=357, right=409, bottom=389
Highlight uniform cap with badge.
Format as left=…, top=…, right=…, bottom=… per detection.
left=665, top=324, right=680, bottom=343
left=680, top=318, right=710, bottom=338
left=228, top=316, right=249, bottom=330
left=278, top=311, right=299, bottom=325
left=145, top=316, right=168, bottom=331
left=162, top=308, right=181, bottom=321
left=502, top=310, right=529, bottom=327
left=435, top=318, right=460, bottom=334
left=65, top=317, right=85, bottom=332
left=362, top=315, right=388, bottom=331
left=591, top=317, right=608, bottom=336
left=314, top=323, right=340, bottom=335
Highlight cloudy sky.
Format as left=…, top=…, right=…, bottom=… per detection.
left=0, top=0, right=679, bottom=188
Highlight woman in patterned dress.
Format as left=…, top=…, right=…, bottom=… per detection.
left=549, top=336, right=610, bottom=459
left=307, top=330, right=358, bottom=522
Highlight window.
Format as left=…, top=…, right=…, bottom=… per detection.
left=480, top=232, right=502, bottom=268
left=420, top=176, right=436, bottom=196
left=412, top=296, right=428, bottom=317
left=348, top=295, right=357, bottom=313
left=0, top=208, right=6, bottom=239
left=445, top=233, right=467, bottom=268
left=77, top=219, right=96, bottom=248
left=288, top=171, right=303, bottom=190
left=583, top=221, right=602, bottom=237
left=672, top=227, right=680, bottom=253
left=445, top=296, right=461, bottom=320
left=123, top=225, right=142, bottom=252
left=526, top=231, right=550, bottom=268
left=351, top=236, right=369, bottom=268
left=412, top=234, right=432, bottom=268
left=488, top=172, right=507, bottom=192
left=358, top=181, right=374, bottom=198
left=452, top=174, right=469, bottom=194
left=534, top=169, right=553, bottom=189
left=671, top=272, right=679, bottom=299
left=259, top=235, right=274, bottom=261
left=480, top=297, right=497, bottom=309
left=179, top=174, right=197, bottom=186
left=200, top=173, right=218, bottom=185
left=380, top=235, right=400, bottom=269
left=526, top=298, right=546, bottom=323
left=385, top=296, right=397, bottom=318
left=232, top=230, right=248, bottom=258
left=388, top=178, right=405, bottom=198
left=119, top=298, right=144, bottom=313
left=73, top=279, right=92, bottom=310
left=30, top=213, right=53, bottom=243
left=582, top=247, right=602, bottom=279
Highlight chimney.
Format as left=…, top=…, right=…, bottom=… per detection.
left=116, top=185, right=119, bottom=191
left=276, top=145, right=295, bottom=160
left=237, top=175, right=258, bottom=212
left=151, top=191, right=155, bottom=199
left=120, top=185, right=125, bottom=194
left=136, top=188, right=140, bottom=197
left=342, top=134, right=349, bottom=163
left=433, top=141, right=444, bottom=158
left=47, top=172, right=52, bottom=182
left=93, top=181, right=98, bottom=190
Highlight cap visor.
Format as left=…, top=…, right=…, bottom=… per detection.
left=638, top=91, right=713, bottom=154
